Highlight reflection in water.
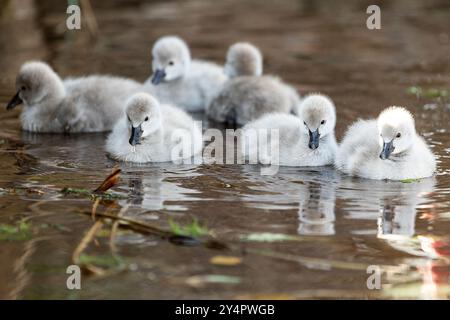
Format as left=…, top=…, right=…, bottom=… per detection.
left=338, top=178, right=448, bottom=299
left=21, top=131, right=204, bottom=213
left=418, top=237, right=450, bottom=299
left=383, top=236, right=450, bottom=300
left=8, top=239, right=37, bottom=300
left=119, top=165, right=202, bottom=213
left=377, top=178, right=435, bottom=238
left=0, top=0, right=449, bottom=299
left=338, top=177, right=436, bottom=238
left=241, top=166, right=338, bottom=235
left=20, top=131, right=109, bottom=170
left=298, top=181, right=336, bottom=236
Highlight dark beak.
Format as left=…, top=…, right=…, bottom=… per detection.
left=380, top=140, right=395, bottom=160
left=6, top=91, right=23, bottom=110
left=129, top=124, right=143, bottom=146
left=151, top=69, right=166, bottom=85
left=308, top=129, right=320, bottom=150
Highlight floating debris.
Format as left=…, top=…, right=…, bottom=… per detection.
left=169, top=218, right=209, bottom=237
left=78, top=254, right=125, bottom=269
left=407, top=86, right=449, bottom=100
left=210, top=255, right=242, bottom=266
left=0, top=221, right=32, bottom=241
left=241, top=232, right=299, bottom=242
left=400, top=178, right=421, bottom=183
left=94, top=168, right=121, bottom=193
left=61, top=187, right=92, bottom=197
left=185, top=274, right=241, bottom=287
left=169, top=235, right=202, bottom=246
left=60, top=187, right=125, bottom=200
left=60, top=167, right=124, bottom=200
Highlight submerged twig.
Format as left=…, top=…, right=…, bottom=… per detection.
left=91, top=198, right=100, bottom=221
left=72, top=220, right=105, bottom=275
left=78, top=209, right=228, bottom=250
left=70, top=166, right=227, bottom=278
left=109, top=204, right=129, bottom=254
left=80, top=210, right=171, bottom=238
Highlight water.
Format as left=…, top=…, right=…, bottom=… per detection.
left=0, top=0, right=449, bottom=299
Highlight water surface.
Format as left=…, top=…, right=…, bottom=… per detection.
left=0, top=0, right=449, bottom=299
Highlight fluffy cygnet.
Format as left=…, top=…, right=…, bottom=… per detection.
left=6, top=61, right=142, bottom=133
left=335, top=106, right=436, bottom=180
left=207, top=42, right=300, bottom=125
left=241, top=94, right=337, bottom=166
left=106, top=93, right=203, bottom=163
left=143, top=35, right=227, bottom=112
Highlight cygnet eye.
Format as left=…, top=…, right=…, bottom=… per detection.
left=321, top=120, right=326, bottom=125
left=144, top=116, right=149, bottom=122
left=21, top=86, right=26, bottom=91
left=168, top=61, right=174, bottom=66
left=303, top=121, right=307, bottom=126
left=396, top=132, right=401, bottom=138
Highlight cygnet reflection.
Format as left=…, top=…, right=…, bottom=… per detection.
left=297, top=180, right=336, bottom=236
left=240, top=165, right=338, bottom=236
left=338, top=176, right=436, bottom=238
left=118, top=164, right=202, bottom=213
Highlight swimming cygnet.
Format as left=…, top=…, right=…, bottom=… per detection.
left=241, top=94, right=337, bottom=166
left=335, top=106, right=436, bottom=180
left=144, top=35, right=227, bottom=112
left=6, top=61, right=142, bottom=133
left=207, top=42, right=301, bottom=125
left=106, top=93, right=203, bottom=163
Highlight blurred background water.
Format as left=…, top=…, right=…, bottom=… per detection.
left=0, top=0, right=449, bottom=299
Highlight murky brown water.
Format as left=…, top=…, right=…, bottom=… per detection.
left=0, top=0, right=449, bottom=299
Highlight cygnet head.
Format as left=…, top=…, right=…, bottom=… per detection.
left=298, top=94, right=336, bottom=150
left=150, top=36, right=191, bottom=85
left=7, top=61, right=65, bottom=110
left=377, top=106, right=415, bottom=160
left=224, top=42, right=263, bottom=78
left=126, top=93, right=162, bottom=146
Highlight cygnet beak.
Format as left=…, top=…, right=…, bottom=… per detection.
left=379, top=140, right=395, bottom=160
left=151, top=69, right=166, bottom=85
left=308, top=129, right=320, bottom=150
left=6, top=91, right=23, bottom=110
left=129, top=124, right=143, bottom=146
